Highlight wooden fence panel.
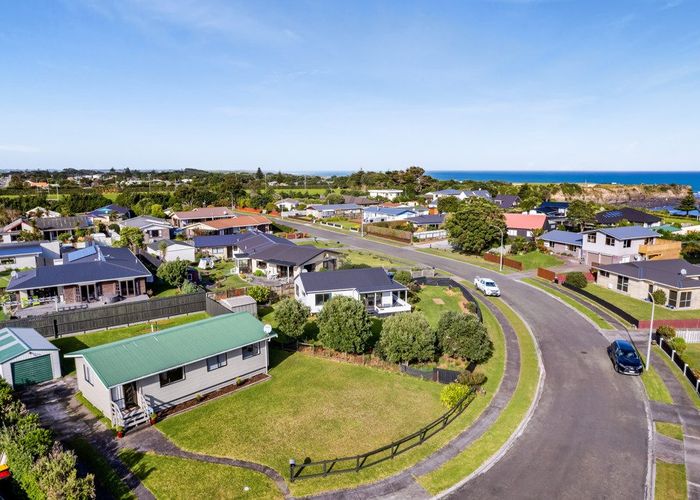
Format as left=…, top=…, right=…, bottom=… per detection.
left=483, top=253, right=523, bottom=271
left=536, top=268, right=557, bottom=281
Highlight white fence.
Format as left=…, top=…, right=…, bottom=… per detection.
left=414, top=229, right=447, bottom=241
left=677, top=330, right=700, bottom=343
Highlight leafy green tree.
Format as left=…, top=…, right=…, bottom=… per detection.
left=156, top=259, right=189, bottom=288
left=519, top=196, right=542, bottom=212
left=437, top=311, right=493, bottom=363
left=34, top=443, right=95, bottom=500
left=677, top=189, right=698, bottom=216
left=317, top=296, right=372, bottom=353
left=378, top=312, right=435, bottom=363
left=150, top=204, right=166, bottom=218
left=392, top=270, right=412, bottom=285
left=445, top=198, right=505, bottom=254
left=324, top=193, right=345, bottom=205
left=256, top=167, right=264, bottom=180
left=437, top=196, right=464, bottom=214
left=113, top=226, right=144, bottom=252
left=274, top=298, right=310, bottom=339
left=567, top=200, right=597, bottom=231
left=651, top=289, right=667, bottom=306
left=440, top=383, right=471, bottom=408
left=247, top=285, right=271, bottom=304
left=180, top=280, right=202, bottom=294
left=565, top=272, right=588, bottom=288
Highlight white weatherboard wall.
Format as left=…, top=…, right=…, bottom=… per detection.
left=0, top=350, right=61, bottom=388
left=74, top=358, right=113, bottom=417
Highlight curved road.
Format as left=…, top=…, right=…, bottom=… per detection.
left=281, top=221, right=649, bottom=499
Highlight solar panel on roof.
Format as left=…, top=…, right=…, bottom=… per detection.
left=67, top=245, right=97, bottom=262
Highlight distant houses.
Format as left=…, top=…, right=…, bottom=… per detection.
left=306, top=203, right=363, bottom=219
left=539, top=230, right=583, bottom=259
left=504, top=213, right=547, bottom=239
left=0, top=241, right=61, bottom=271
left=367, top=189, right=403, bottom=201
left=183, top=214, right=270, bottom=237
left=120, top=215, right=173, bottom=244
left=595, top=207, right=662, bottom=228
left=170, top=207, right=237, bottom=228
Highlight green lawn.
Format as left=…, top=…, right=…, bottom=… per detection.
left=508, top=251, right=563, bottom=270
left=583, top=284, right=700, bottom=320
left=655, top=421, right=684, bottom=441
left=683, top=343, right=700, bottom=374
left=202, top=260, right=250, bottom=290
left=522, top=278, right=613, bottom=330
left=417, top=295, right=541, bottom=494
left=69, top=438, right=135, bottom=500
left=296, top=239, right=344, bottom=248
left=655, top=461, right=687, bottom=500
left=414, top=285, right=469, bottom=327
left=51, top=312, right=209, bottom=374
left=0, top=270, right=12, bottom=288
left=341, top=249, right=414, bottom=269
left=640, top=357, right=674, bottom=405
left=325, top=217, right=360, bottom=230
left=655, top=345, right=700, bottom=410
left=158, top=342, right=502, bottom=497
left=416, top=248, right=513, bottom=274
left=119, top=451, right=282, bottom=499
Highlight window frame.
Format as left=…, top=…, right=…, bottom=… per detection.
left=242, top=342, right=260, bottom=360
left=605, top=236, right=615, bottom=247
left=623, top=240, right=631, bottom=248
left=680, top=291, right=692, bottom=308
left=315, top=292, right=331, bottom=306
left=587, top=234, right=596, bottom=243
left=206, top=353, right=227, bottom=372
left=669, top=290, right=678, bottom=308
left=159, top=366, right=185, bottom=387
left=83, top=363, right=93, bottom=386
left=616, top=275, right=629, bottom=292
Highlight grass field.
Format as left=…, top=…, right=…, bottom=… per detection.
left=655, top=460, right=687, bottom=500
left=69, top=438, right=135, bottom=500
left=416, top=248, right=513, bottom=274
left=522, top=278, right=613, bottom=330
left=417, top=295, right=540, bottom=494
left=683, top=343, right=700, bottom=374
left=51, top=312, right=209, bottom=374
left=584, top=284, right=700, bottom=320
left=655, top=421, right=684, bottom=441
left=655, top=345, right=700, bottom=410
left=119, top=451, right=282, bottom=499
left=0, top=270, right=12, bottom=288
left=202, top=260, right=250, bottom=290
left=414, top=285, right=469, bottom=327
left=325, top=217, right=361, bottom=230
left=296, top=238, right=344, bottom=248
left=341, top=249, right=414, bottom=269
left=508, top=251, right=563, bottom=270
left=640, top=356, right=674, bottom=405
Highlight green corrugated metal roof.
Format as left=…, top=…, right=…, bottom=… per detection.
left=67, top=312, right=272, bottom=388
left=0, top=327, right=58, bottom=364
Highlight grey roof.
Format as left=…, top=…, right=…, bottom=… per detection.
left=0, top=327, right=58, bottom=364
left=308, top=203, right=362, bottom=211
left=252, top=244, right=329, bottom=267
left=193, top=233, right=249, bottom=248
left=364, top=207, right=416, bottom=217
left=406, top=214, right=445, bottom=225
left=34, top=216, right=92, bottom=231
left=586, top=226, right=660, bottom=241
left=494, top=195, right=521, bottom=207
left=433, top=189, right=491, bottom=199
left=146, top=239, right=193, bottom=251
left=298, top=268, right=407, bottom=294
left=121, top=215, right=172, bottom=229
left=595, top=208, right=661, bottom=225
left=7, top=245, right=151, bottom=291
left=595, top=259, right=700, bottom=289
left=539, top=230, right=583, bottom=246
left=342, top=195, right=375, bottom=206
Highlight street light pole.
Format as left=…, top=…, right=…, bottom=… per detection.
left=646, top=291, right=656, bottom=371
left=487, top=223, right=505, bottom=272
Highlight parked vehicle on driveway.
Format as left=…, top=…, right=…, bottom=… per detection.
left=474, top=276, right=501, bottom=296
left=607, top=340, right=644, bottom=376
left=0, top=451, right=10, bottom=480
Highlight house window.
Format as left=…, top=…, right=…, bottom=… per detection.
left=644, top=238, right=653, bottom=245
left=315, top=293, right=331, bottom=306
left=548, top=241, right=555, bottom=248
left=669, top=290, right=678, bottom=308
left=149, top=230, right=160, bottom=237
left=159, top=367, right=184, bottom=387
left=680, top=291, right=692, bottom=308
left=0, top=257, right=16, bottom=265
left=83, top=364, right=93, bottom=386
left=623, top=240, right=631, bottom=248
left=243, top=343, right=260, bottom=359
left=587, top=234, right=596, bottom=243
left=605, top=236, right=615, bottom=247
left=295, top=284, right=300, bottom=296
left=599, top=270, right=609, bottom=278
left=567, top=245, right=577, bottom=252
left=206, top=353, right=227, bottom=371
left=616, top=276, right=629, bottom=292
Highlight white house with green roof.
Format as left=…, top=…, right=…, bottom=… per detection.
left=0, top=327, right=61, bottom=389
left=66, top=312, right=276, bottom=429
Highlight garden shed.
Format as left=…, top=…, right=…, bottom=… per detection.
left=0, top=327, right=61, bottom=388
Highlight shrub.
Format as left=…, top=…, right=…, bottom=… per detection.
left=656, top=325, right=676, bottom=339
left=437, top=311, right=493, bottom=364
left=440, top=383, right=471, bottom=409
left=377, top=312, right=435, bottom=364
left=669, top=337, right=687, bottom=355
left=651, top=289, right=667, bottom=306
left=247, top=285, right=271, bottom=304
left=317, top=296, right=373, bottom=353
left=509, top=236, right=529, bottom=254
left=156, top=259, right=189, bottom=288
left=34, top=442, right=95, bottom=499
left=180, top=280, right=201, bottom=294
left=456, top=371, right=487, bottom=387
left=392, top=270, right=413, bottom=285
left=565, top=272, right=588, bottom=289
left=253, top=269, right=266, bottom=277
left=274, top=298, right=310, bottom=340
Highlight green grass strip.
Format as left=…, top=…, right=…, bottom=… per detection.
left=655, top=460, right=687, bottom=500
left=521, top=278, right=613, bottom=330
left=655, top=421, right=684, bottom=441
left=417, top=297, right=541, bottom=494
left=654, top=345, right=700, bottom=410
left=415, top=248, right=514, bottom=274
left=640, top=358, right=674, bottom=405
left=68, top=437, right=135, bottom=500
left=75, top=391, right=114, bottom=429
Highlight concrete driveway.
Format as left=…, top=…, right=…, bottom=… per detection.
left=279, top=220, right=650, bottom=499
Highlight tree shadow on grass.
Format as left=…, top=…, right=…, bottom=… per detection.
left=51, top=336, right=89, bottom=375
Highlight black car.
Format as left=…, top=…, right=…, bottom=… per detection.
left=607, top=340, right=644, bottom=376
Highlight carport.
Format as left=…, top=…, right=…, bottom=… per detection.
left=0, top=327, right=61, bottom=389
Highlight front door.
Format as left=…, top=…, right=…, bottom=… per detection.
left=80, top=284, right=96, bottom=302
left=123, top=382, right=138, bottom=409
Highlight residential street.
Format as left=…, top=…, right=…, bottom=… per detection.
left=279, top=220, right=650, bottom=499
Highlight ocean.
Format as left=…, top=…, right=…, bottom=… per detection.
left=427, top=170, right=700, bottom=193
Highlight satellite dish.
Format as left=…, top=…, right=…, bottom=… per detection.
left=680, top=269, right=687, bottom=276
left=263, top=324, right=272, bottom=335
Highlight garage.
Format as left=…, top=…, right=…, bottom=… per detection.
left=0, top=327, right=61, bottom=389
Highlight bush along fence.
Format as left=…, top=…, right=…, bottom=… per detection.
left=0, top=292, right=207, bottom=338
left=657, top=335, right=700, bottom=397
left=561, top=282, right=640, bottom=327
left=483, top=252, right=523, bottom=271
left=413, top=276, right=483, bottom=322
left=289, top=388, right=476, bottom=482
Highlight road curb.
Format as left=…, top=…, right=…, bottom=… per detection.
left=433, top=298, right=546, bottom=499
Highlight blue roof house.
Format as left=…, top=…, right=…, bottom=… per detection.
left=581, top=226, right=662, bottom=266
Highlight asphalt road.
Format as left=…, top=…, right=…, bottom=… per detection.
left=280, top=221, right=650, bottom=499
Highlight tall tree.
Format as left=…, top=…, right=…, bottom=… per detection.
left=113, top=226, right=144, bottom=253
left=677, top=189, right=698, bottom=216
left=378, top=312, right=435, bottom=363
left=437, top=196, right=464, bottom=214
left=445, top=198, right=505, bottom=254
left=567, top=200, right=597, bottom=231
left=317, top=296, right=372, bottom=353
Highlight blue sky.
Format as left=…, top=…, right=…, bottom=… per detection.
left=1, top=0, right=699, bottom=172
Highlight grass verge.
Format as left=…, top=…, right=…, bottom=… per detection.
left=521, top=278, right=613, bottom=330
left=655, top=422, right=684, bottom=441
left=416, top=248, right=513, bottom=274
left=654, top=345, right=700, bottom=410
left=583, top=284, right=700, bottom=320
left=655, top=460, right=687, bottom=500
left=640, top=358, right=674, bottom=405
left=68, top=438, right=134, bottom=500
left=507, top=251, right=562, bottom=270
left=416, top=296, right=540, bottom=494
left=119, top=451, right=283, bottom=499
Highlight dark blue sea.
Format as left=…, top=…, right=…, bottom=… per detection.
left=427, top=170, right=700, bottom=193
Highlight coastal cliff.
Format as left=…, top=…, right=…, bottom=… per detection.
left=549, top=183, right=691, bottom=208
